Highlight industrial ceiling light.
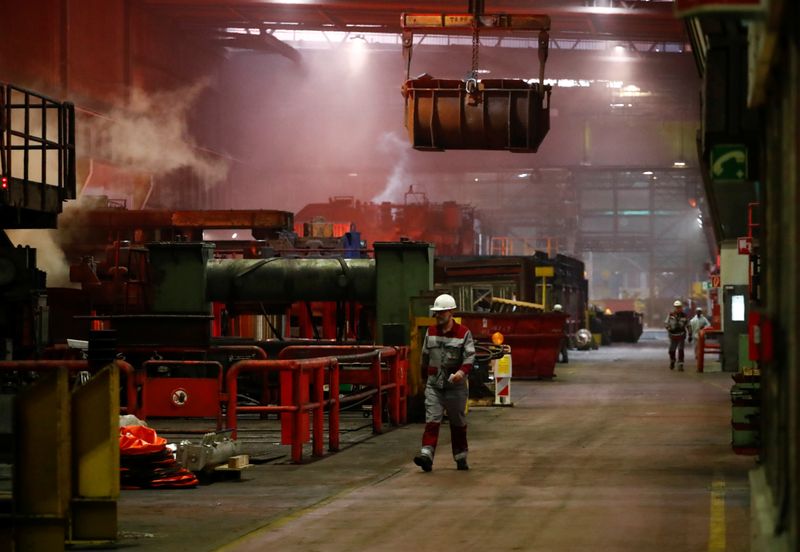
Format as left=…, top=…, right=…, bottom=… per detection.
left=518, top=173, right=530, bottom=178
left=673, top=161, right=687, bottom=167
left=642, top=171, right=653, bottom=175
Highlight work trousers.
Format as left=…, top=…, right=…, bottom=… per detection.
left=668, top=335, right=686, bottom=362
left=419, top=382, right=468, bottom=461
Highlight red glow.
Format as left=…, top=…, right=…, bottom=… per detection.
left=1, top=177, right=7, bottom=189
left=688, top=197, right=697, bottom=208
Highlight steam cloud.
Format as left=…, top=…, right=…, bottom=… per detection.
left=372, top=132, right=412, bottom=203
left=84, top=79, right=229, bottom=185
left=5, top=229, right=75, bottom=288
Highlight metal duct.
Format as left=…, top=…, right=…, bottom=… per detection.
left=206, top=258, right=376, bottom=304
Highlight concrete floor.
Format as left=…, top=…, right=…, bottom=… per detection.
left=118, top=339, right=753, bottom=551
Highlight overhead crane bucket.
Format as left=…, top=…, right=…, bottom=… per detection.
left=400, top=7, right=551, bottom=152
left=402, top=77, right=551, bottom=152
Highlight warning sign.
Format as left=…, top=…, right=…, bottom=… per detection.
left=493, top=354, right=513, bottom=406
left=171, top=388, right=189, bottom=407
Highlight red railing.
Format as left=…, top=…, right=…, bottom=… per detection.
left=225, top=357, right=338, bottom=463
left=225, top=346, right=408, bottom=463
left=278, top=346, right=407, bottom=429
left=696, top=328, right=723, bottom=373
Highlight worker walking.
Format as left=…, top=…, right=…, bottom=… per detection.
left=413, top=293, right=476, bottom=472
left=553, top=304, right=569, bottom=363
left=664, top=299, right=689, bottom=371
left=688, top=307, right=711, bottom=361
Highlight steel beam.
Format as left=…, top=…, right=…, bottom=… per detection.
left=70, top=365, right=119, bottom=543
left=401, top=13, right=550, bottom=31
left=14, top=369, right=71, bottom=551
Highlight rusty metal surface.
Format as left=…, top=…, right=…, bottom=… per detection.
left=403, top=78, right=550, bottom=152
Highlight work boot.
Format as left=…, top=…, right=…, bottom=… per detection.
left=413, top=454, right=433, bottom=472
left=669, top=361, right=675, bottom=370
left=456, top=458, right=469, bottom=471
left=677, top=362, right=684, bottom=372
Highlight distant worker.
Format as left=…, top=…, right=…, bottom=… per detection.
left=688, top=307, right=711, bottom=361
left=553, top=304, right=569, bottom=363
left=413, top=293, right=476, bottom=472
left=664, top=299, right=689, bottom=371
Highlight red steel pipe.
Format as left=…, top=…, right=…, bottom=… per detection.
left=371, top=354, right=382, bottom=434
left=329, top=360, right=340, bottom=452
left=115, top=359, right=138, bottom=416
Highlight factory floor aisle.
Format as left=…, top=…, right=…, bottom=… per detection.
left=118, top=340, right=753, bottom=552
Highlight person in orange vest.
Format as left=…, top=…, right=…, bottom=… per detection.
left=664, top=299, right=689, bottom=371
left=413, top=293, right=476, bottom=472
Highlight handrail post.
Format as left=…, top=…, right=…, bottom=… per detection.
left=216, top=362, right=224, bottom=430
left=329, top=359, right=340, bottom=452
left=292, top=364, right=304, bottom=463
left=697, top=329, right=705, bottom=373
left=372, top=352, right=382, bottom=434
left=390, top=351, right=400, bottom=426
left=114, top=359, right=138, bottom=417
left=226, top=363, right=240, bottom=439
left=312, top=364, right=324, bottom=457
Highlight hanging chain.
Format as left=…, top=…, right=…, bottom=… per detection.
left=471, top=25, right=480, bottom=76
left=465, top=20, right=480, bottom=97
left=403, top=29, right=414, bottom=82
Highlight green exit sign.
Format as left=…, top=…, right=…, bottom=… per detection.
left=710, top=144, right=747, bottom=181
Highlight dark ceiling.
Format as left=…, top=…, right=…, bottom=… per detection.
left=142, top=0, right=687, bottom=44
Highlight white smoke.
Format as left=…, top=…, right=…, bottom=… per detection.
left=5, top=229, right=76, bottom=288
left=83, top=79, right=229, bottom=185
left=372, top=132, right=411, bottom=203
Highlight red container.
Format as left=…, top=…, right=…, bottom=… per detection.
left=457, top=312, right=567, bottom=379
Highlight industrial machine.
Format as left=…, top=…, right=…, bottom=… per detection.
left=295, top=188, right=477, bottom=256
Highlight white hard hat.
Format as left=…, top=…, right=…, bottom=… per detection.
left=673, top=300, right=683, bottom=307
left=553, top=304, right=563, bottom=311
left=430, top=293, right=457, bottom=312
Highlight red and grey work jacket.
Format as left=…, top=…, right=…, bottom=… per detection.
left=664, top=311, right=688, bottom=339
left=421, top=322, right=476, bottom=388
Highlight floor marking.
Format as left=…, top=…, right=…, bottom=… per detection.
left=708, top=479, right=726, bottom=552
